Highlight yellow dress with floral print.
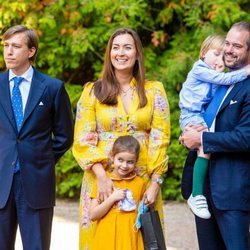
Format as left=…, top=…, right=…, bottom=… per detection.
left=91, top=172, right=146, bottom=250
left=73, top=79, right=171, bottom=250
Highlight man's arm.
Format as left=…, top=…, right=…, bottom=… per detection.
left=182, top=77, right=250, bottom=153
left=181, top=104, right=250, bottom=153
left=52, top=83, right=74, bottom=162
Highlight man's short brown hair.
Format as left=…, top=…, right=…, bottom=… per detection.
left=3, top=25, right=39, bottom=62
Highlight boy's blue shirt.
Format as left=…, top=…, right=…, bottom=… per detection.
left=179, top=59, right=247, bottom=114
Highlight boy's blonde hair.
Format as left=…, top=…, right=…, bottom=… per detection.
left=199, top=35, right=225, bottom=59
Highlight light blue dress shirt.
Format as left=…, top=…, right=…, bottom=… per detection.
left=179, top=59, right=248, bottom=130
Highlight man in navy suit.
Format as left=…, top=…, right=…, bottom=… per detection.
left=0, top=25, right=74, bottom=249
left=181, top=21, right=250, bottom=250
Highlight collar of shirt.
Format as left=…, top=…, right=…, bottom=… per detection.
left=9, top=66, right=34, bottom=112
left=9, top=66, right=34, bottom=83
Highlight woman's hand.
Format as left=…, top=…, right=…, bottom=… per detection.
left=143, top=181, right=160, bottom=206
left=92, top=163, right=114, bottom=202
left=96, top=175, right=114, bottom=202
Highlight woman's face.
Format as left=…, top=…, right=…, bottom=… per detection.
left=110, top=33, right=137, bottom=74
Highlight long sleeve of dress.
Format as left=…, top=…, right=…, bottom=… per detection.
left=72, top=83, right=109, bottom=170
left=146, top=81, right=171, bottom=176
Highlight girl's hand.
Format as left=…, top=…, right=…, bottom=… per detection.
left=143, top=182, right=160, bottom=206
left=110, top=188, right=126, bottom=202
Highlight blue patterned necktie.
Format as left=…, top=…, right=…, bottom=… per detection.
left=11, top=76, right=24, bottom=172
left=12, top=77, right=24, bottom=131
left=204, top=85, right=229, bottom=128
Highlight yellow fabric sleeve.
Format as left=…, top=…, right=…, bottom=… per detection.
left=146, top=81, right=171, bottom=175
left=72, top=82, right=109, bottom=170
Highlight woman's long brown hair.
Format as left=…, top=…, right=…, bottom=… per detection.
left=93, top=28, right=147, bottom=108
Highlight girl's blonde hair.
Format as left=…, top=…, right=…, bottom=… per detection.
left=199, top=35, right=225, bottom=59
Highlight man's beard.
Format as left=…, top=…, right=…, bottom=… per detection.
left=224, top=52, right=248, bottom=70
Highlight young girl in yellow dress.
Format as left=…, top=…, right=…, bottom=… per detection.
left=89, top=135, right=146, bottom=250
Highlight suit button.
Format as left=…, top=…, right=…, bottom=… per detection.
left=17, top=140, right=21, bottom=144
left=12, top=161, right=15, bottom=165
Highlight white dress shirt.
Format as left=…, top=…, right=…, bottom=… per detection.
left=9, top=66, right=34, bottom=113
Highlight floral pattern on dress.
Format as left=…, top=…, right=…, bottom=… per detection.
left=81, top=188, right=92, bottom=227
left=72, top=80, right=170, bottom=250
left=154, top=92, right=168, bottom=113
left=80, top=132, right=98, bottom=146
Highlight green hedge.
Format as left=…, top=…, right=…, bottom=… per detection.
left=0, top=0, right=249, bottom=200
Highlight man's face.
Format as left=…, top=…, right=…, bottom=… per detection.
left=224, top=27, right=250, bottom=70
left=3, top=32, right=36, bottom=75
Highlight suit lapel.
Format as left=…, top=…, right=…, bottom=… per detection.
left=22, top=69, right=46, bottom=125
left=0, top=71, right=17, bottom=130
left=218, top=81, right=243, bottom=114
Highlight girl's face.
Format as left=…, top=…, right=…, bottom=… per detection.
left=112, top=151, right=137, bottom=178
left=202, top=49, right=225, bottom=72
left=110, top=34, right=137, bottom=74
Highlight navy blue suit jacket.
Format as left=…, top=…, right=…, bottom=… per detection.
left=0, top=69, right=74, bottom=209
left=182, top=77, right=250, bottom=211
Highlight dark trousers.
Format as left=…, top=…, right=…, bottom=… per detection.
left=195, top=191, right=250, bottom=250
left=0, top=172, right=53, bottom=250
left=182, top=151, right=250, bottom=250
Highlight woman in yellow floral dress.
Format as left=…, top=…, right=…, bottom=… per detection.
left=72, top=27, right=171, bottom=250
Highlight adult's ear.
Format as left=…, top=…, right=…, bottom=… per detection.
left=28, top=47, right=36, bottom=59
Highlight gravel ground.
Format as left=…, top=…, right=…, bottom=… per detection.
left=163, top=201, right=199, bottom=250
left=16, top=199, right=199, bottom=250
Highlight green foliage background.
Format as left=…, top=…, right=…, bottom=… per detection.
left=1, top=0, right=249, bottom=200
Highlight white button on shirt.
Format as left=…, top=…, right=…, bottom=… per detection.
left=9, top=66, right=34, bottom=113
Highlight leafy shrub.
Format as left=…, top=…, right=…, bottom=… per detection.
left=1, top=0, right=249, bottom=199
